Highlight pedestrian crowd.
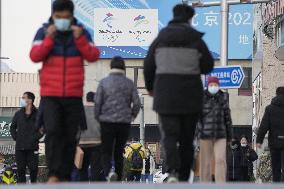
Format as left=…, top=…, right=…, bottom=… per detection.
left=6, top=0, right=284, bottom=184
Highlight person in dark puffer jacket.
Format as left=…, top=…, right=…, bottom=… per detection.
left=29, top=0, right=100, bottom=183
left=144, top=4, right=214, bottom=182
left=198, top=77, right=232, bottom=183
left=257, top=87, right=284, bottom=182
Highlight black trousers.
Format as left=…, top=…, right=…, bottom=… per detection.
left=79, top=146, right=103, bottom=181
left=42, top=97, right=83, bottom=181
left=100, top=122, right=130, bottom=181
left=240, top=167, right=249, bottom=182
left=159, top=113, right=199, bottom=181
left=270, top=148, right=284, bottom=182
left=16, top=150, right=39, bottom=183
left=127, top=171, right=142, bottom=182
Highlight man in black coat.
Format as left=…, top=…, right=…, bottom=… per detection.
left=257, top=87, right=284, bottom=182
left=10, top=92, right=43, bottom=183
left=144, top=4, right=214, bottom=182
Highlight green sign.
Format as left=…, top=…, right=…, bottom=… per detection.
left=0, top=117, right=12, bottom=138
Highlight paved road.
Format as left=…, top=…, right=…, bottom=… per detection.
left=1, top=183, right=283, bottom=189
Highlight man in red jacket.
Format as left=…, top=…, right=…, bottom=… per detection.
left=30, top=0, right=100, bottom=183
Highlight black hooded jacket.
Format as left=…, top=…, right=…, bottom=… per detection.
left=144, top=19, right=214, bottom=114
left=257, top=87, right=284, bottom=149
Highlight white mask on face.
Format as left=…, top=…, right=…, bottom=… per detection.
left=54, top=18, right=71, bottom=31
left=20, top=99, right=27, bottom=108
left=241, top=143, right=247, bottom=147
left=208, top=86, right=220, bottom=95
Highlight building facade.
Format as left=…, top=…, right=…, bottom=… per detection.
left=0, top=59, right=253, bottom=130
left=252, top=0, right=284, bottom=146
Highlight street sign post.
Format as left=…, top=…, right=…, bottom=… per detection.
left=206, top=66, right=245, bottom=89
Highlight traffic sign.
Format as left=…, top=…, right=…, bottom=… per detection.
left=206, top=66, right=245, bottom=89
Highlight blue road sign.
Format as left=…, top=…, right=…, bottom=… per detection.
left=206, top=66, right=245, bottom=89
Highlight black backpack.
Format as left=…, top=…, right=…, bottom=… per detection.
left=129, top=145, right=143, bottom=169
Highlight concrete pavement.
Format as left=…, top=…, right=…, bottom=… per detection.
left=1, top=183, right=283, bottom=189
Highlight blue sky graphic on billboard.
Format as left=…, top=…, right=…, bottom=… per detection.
left=68, top=0, right=252, bottom=59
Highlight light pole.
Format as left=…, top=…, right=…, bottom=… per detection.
left=140, top=95, right=145, bottom=146
left=0, top=0, right=2, bottom=72
left=220, top=0, right=228, bottom=67
left=125, top=66, right=146, bottom=146
left=0, top=0, right=2, bottom=99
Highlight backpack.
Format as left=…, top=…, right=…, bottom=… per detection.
left=129, top=145, right=143, bottom=170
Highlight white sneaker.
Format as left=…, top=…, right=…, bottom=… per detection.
left=107, top=172, right=118, bottom=182
left=167, top=175, right=178, bottom=183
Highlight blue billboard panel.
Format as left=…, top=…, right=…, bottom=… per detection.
left=71, top=0, right=252, bottom=59
left=194, top=5, right=253, bottom=59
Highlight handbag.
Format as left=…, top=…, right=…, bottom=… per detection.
left=74, top=146, right=84, bottom=169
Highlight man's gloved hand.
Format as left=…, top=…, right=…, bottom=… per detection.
left=71, top=25, right=83, bottom=39
left=46, top=25, right=57, bottom=38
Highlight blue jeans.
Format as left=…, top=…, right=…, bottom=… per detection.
left=71, top=168, right=80, bottom=182
left=141, top=174, right=153, bottom=183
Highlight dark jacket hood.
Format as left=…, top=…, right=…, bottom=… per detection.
left=272, top=87, right=284, bottom=106
left=167, top=18, right=204, bottom=41
left=271, top=95, right=284, bottom=107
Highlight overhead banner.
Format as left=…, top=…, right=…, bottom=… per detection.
left=71, top=0, right=253, bottom=59
left=194, top=5, right=253, bottom=60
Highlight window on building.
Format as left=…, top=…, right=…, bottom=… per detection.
left=275, top=20, right=284, bottom=47
left=238, top=67, right=252, bottom=96
left=281, top=21, right=284, bottom=45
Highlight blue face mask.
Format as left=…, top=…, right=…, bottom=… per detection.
left=20, top=99, right=27, bottom=108
left=54, top=18, right=71, bottom=31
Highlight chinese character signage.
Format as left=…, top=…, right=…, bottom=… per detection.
left=194, top=5, right=253, bottom=59
left=71, top=0, right=253, bottom=59
left=206, top=66, right=245, bottom=89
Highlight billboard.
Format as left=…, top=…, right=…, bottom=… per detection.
left=72, top=0, right=253, bottom=59
left=94, top=9, right=158, bottom=47
left=194, top=5, right=253, bottom=59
